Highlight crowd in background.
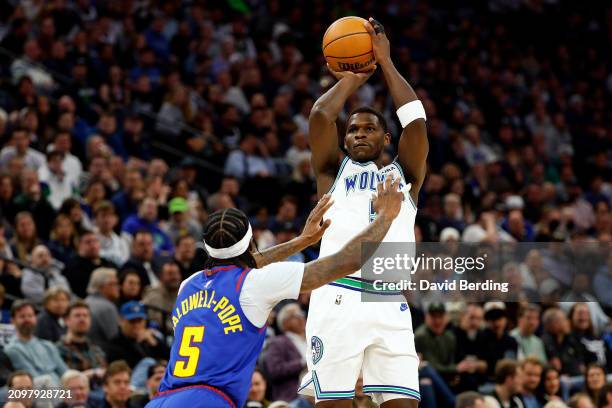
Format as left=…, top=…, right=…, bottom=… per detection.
left=0, top=0, right=610, bottom=407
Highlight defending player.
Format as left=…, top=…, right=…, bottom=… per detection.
left=298, top=18, right=428, bottom=408
left=145, top=177, right=404, bottom=408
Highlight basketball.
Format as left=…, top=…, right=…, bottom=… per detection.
left=323, top=16, right=376, bottom=73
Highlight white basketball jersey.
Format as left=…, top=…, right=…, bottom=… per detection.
left=319, top=157, right=417, bottom=278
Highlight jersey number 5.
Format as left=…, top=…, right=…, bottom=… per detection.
left=173, top=326, right=205, bottom=378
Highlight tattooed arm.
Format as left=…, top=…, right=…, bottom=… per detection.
left=253, top=195, right=333, bottom=268
left=300, top=177, right=403, bottom=292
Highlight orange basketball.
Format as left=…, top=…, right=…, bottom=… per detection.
left=323, top=16, right=375, bottom=73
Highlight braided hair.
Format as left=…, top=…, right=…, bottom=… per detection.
left=202, top=208, right=257, bottom=269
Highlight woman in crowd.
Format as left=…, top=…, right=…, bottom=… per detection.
left=46, top=214, right=77, bottom=265
left=119, top=269, right=143, bottom=305
left=539, top=366, right=566, bottom=404
left=585, top=364, right=607, bottom=407
left=9, top=212, right=41, bottom=262
left=34, top=286, right=70, bottom=342
left=570, top=303, right=612, bottom=370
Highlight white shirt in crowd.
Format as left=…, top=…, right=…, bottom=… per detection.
left=37, top=166, right=78, bottom=210
left=96, top=231, right=130, bottom=266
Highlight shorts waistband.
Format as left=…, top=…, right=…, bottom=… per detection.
left=155, top=384, right=236, bottom=408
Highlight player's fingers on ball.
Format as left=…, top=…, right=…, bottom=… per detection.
left=363, top=20, right=375, bottom=35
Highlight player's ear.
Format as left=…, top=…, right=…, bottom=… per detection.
left=384, top=132, right=392, bottom=145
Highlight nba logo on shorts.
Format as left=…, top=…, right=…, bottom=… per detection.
left=311, top=336, right=324, bottom=364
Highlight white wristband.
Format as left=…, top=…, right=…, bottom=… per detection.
left=396, top=100, right=426, bottom=128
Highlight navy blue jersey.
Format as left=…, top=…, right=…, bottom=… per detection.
left=158, top=265, right=266, bottom=407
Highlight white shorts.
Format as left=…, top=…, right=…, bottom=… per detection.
left=298, top=279, right=420, bottom=404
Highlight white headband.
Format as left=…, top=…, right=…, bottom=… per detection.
left=204, top=224, right=253, bottom=259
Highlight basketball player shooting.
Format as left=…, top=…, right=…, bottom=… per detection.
left=145, top=179, right=404, bottom=408
left=298, top=18, right=428, bottom=408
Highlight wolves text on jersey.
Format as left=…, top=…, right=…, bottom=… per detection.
left=343, top=170, right=405, bottom=196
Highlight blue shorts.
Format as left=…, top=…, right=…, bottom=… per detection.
left=145, top=385, right=236, bottom=408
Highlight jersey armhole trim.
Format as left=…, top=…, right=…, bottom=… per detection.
left=327, top=156, right=350, bottom=194
left=235, top=268, right=251, bottom=292
left=391, top=160, right=417, bottom=211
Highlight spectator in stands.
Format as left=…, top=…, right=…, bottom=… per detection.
left=13, top=169, right=55, bottom=240
left=481, top=302, right=518, bottom=379
left=38, top=150, right=78, bottom=210
left=58, top=197, right=94, bottom=236
left=121, top=198, right=173, bottom=257
left=162, top=197, right=202, bottom=244
left=33, top=286, right=69, bottom=342
left=584, top=364, right=606, bottom=407
left=0, top=128, right=44, bottom=170
left=484, top=359, right=525, bottom=408
left=520, top=357, right=544, bottom=408
left=6, top=371, right=34, bottom=408
left=46, top=214, right=77, bottom=265
left=439, top=193, right=466, bottom=233
left=542, top=307, right=588, bottom=376
left=10, top=40, right=54, bottom=91
left=453, top=303, right=488, bottom=391
left=263, top=302, right=307, bottom=402
left=4, top=300, right=67, bottom=386
left=82, top=180, right=107, bottom=219
left=57, top=370, right=94, bottom=408
left=416, top=302, right=478, bottom=394
left=85, top=267, right=120, bottom=347
left=455, top=391, right=486, bottom=408
left=21, top=245, right=70, bottom=304
left=461, top=211, right=515, bottom=243
left=569, top=303, right=611, bottom=369
left=94, top=201, right=130, bottom=266
left=599, top=383, right=612, bottom=408
left=129, top=361, right=166, bottom=408
left=49, top=131, right=82, bottom=181
left=593, top=253, right=612, bottom=311
left=142, top=261, right=181, bottom=333
left=119, top=270, right=143, bottom=305
left=57, top=299, right=106, bottom=377
left=245, top=368, right=271, bottom=408
left=512, top=304, right=548, bottom=363
left=538, top=367, right=564, bottom=404
left=172, top=235, right=198, bottom=279
left=0, top=175, right=18, bottom=224
left=121, top=230, right=161, bottom=288
left=224, top=132, right=275, bottom=179
left=111, top=169, right=144, bottom=222
left=102, top=360, right=136, bottom=408
left=63, top=230, right=116, bottom=298
left=103, top=301, right=168, bottom=369
left=9, top=211, right=41, bottom=262
left=568, top=393, right=595, bottom=408
left=269, top=196, right=301, bottom=233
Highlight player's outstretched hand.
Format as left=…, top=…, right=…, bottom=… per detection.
left=371, top=176, right=403, bottom=221
left=326, top=63, right=376, bottom=87
left=364, top=17, right=391, bottom=66
left=300, top=194, right=334, bottom=245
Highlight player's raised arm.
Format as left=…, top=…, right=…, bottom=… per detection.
left=310, top=67, right=376, bottom=196
left=300, top=177, right=402, bottom=291
left=365, top=18, right=429, bottom=203
left=253, top=195, right=333, bottom=268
